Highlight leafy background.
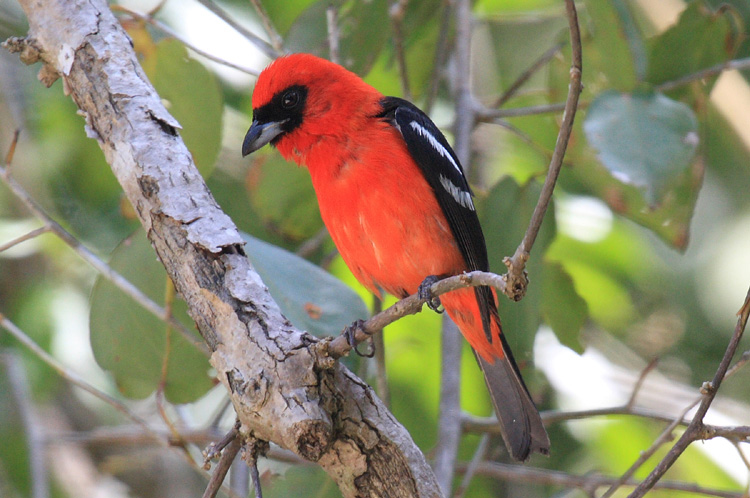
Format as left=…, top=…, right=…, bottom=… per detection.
left=1, top=0, right=750, bottom=496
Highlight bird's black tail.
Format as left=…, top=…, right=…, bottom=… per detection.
left=475, top=341, right=550, bottom=461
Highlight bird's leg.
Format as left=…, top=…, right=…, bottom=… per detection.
left=418, top=275, right=444, bottom=313
left=344, top=319, right=375, bottom=358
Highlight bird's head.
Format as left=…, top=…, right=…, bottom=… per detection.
left=242, top=53, right=382, bottom=163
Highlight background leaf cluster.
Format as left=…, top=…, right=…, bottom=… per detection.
left=1, top=0, right=750, bottom=496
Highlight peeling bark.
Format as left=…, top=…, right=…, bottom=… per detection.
left=6, top=1, right=442, bottom=496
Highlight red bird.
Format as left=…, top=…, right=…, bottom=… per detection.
left=242, top=53, right=549, bottom=460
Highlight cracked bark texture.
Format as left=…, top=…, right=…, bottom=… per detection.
left=7, top=1, right=442, bottom=496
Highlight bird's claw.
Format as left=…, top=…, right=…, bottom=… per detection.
left=344, top=319, right=375, bottom=358
left=418, top=275, right=444, bottom=313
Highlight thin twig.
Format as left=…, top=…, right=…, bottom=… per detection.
left=194, top=0, right=279, bottom=60
left=476, top=101, right=570, bottom=120
left=459, top=461, right=745, bottom=498
left=243, top=438, right=269, bottom=498
left=0, top=314, right=153, bottom=432
left=230, top=453, right=250, bottom=497
left=2, top=309, right=236, bottom=495
left=325, top=270, right=507, bottom=358
left=731, top=441, right=750, bottom=471
left=628, top=286, right=750, bottom=498
left=4, top=129, right=20, bottom=170
left=453, top=433, right=490, bottom=498
left=434, top=316, right=463, bottom=494
left=50, top=426, right=306, bottom=464
left=0, top=226, right=49, bottom=253
left=626, top=358, right=659, bottom=409
left=600, top=397, right=700, bottom=498
left=462, top=404, right=691, bottom=434
left=656, top=56, right=750, bottom=92
left=1, top=353, right=49, bottom=498
left=389, top=0, right=411, bottom=100
left=371, top=294, right=390, bottom=408
left=203, top=435, right=242, bottom=498
left=493, top=41, right=565, bottom=108
left=725, top=349, right=750, bottom=379
left=501, top=0, right=582, bottom=302
left=0, top=163, right=207, bottom=355
left=247, top=0, right=283, bottom=53
left=111, top=6, right=259, bottom=76
left=326, top=6, right=340, bottom=65
left=424, top=1, right=452, bottom=115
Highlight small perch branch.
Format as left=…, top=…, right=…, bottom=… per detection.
left=326, top=270, right=507, bottom=358
left=501, top=0, right=583, bottom=302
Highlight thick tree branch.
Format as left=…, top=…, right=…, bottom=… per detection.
left=6, top=2, right=441, bottom=497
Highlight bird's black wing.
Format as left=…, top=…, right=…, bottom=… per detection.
left=377, top=96, right=495, bottom=341
left=378, top=97, right=550, bottom=460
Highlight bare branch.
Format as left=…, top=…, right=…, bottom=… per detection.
left=203, top=435, right=242, bottom=498
left=476, top=101, right=570, bottom=120
left=0, top=225, right=49, bottom=253
left=194, top=0, right=279, bottom=60
left=423, top=1, right=452, bottom=115
left=326, top=271, right=507, bottom=358
left=628, top=286, right=750, bottom=498
left=500, top=0, right=582, bottom=302
left=453, top=433, right=490, bottom=498
left=626, top=357, right=659, bottom=409
left=8, top=2, right=441, bottom=496
left=112, top=6, right=259, bottom=76
left=371, top=295, right=390, bottom=408
left=0, top=163, right=205, bottom=354
left=460, top=461, right=745, bottom=498
left=601, top=397, right=700, bottom=498
left=0, top=315, right=153, bottom=433
left=656, top=56, right=750, bottom=92
left=247, top=0, right=283, bottom=53
left=325, top=5, right=339, bottom=65
left=0, top=353, right=49, bottom=498
left=493, top=41, right=565, bottom=108
left=389, top=0, right=411, bottom=100
left=433, top=0, right=474, bottom=492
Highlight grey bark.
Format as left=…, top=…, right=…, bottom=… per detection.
left=5, top=1, right=442, bottom=496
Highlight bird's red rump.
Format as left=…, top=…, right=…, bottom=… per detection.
left=442, top=287, right=505, bottom=362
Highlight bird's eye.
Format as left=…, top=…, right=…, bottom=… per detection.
left=281, top=89, right=300, bottom=109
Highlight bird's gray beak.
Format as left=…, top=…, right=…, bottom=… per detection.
left=242, top=119, right=287, bottom=157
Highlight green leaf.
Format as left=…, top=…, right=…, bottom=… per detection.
left=90, top=231, right=213, bottom=403
left=540, top=262, right=587, bottom=353
left=584, top=90, right=699, bottom=206
left=242, top=233, right=369, bottom=338
left=245, top=152, right=324, bottom=241
left=647, top=2, right=742, bottom=94
left=142, top=39, right=223, bottom=177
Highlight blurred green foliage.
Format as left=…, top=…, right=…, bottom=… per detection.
left=1, top=0, right=750, bottom=496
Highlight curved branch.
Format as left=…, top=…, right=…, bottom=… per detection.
left=326, top=270, right=507, bottom=358
left=627, top=286, right=750, bottom=498
left=501, top=0, right=583, bottom=301
left=6, top=2, right=440, bottom=497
